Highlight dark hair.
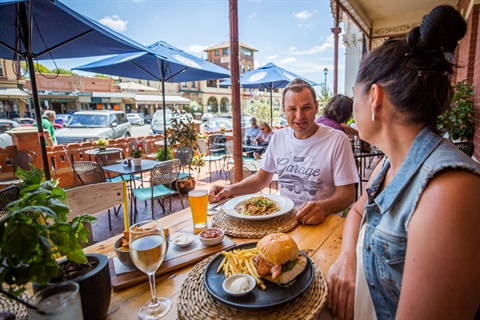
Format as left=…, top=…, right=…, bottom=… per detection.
left=355, top=5, right=466, bottom=129
left=282, top=78, right=317, bottom=107
left=323, top=94, right=353, bottom=124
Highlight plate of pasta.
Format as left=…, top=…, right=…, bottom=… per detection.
left=223, top=194, right=294, bottom=220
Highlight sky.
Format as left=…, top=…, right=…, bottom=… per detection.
left=44, top=0, right=345, bottom=92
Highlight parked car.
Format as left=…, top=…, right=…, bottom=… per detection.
left=13, top=117, right=63, bottom=130
left=126, top=113, right=145, bottom=126
left=280, top=115, right=287, bottom=126
left=203, top=117, right=233, bottom=132
left=0, top=119, right=20, bottom=149
left=55, top=110, right=131, bottom=144
left=55, top=114, right=72, bottom=125
left=201, top=113, right=215, bottom=123
left=149, top=109, right=173, bottom=135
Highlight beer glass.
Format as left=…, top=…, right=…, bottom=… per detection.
left=188, top=189, right=208, bottom=228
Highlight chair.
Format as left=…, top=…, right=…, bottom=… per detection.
left=224, top=140, right=256, bottom=171
left=65, top=181, right=128, bottom=246
left=454, top=141, right=474, bottom=157
left=10, top=150, right=36, bottom=172
left=0, top=185, right=20, bottom=219
left=196, top=139, right=225, bottom=182
left=175, top=146, right=194, bottom=180
left=131, top=159, right=184, bottom=221
left=208, top=134, right=227, bottom=156
left=72, top=161, right=106, bottom=186
left=95, top=149, right=140, bottom=185
left=227, top=167, right=254, bottom=185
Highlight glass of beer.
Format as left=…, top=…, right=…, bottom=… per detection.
left=129, top=220, right=171, bottom=319
left=188, top=189, right=208, bottom=228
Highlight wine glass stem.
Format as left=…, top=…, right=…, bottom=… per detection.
left=148, top=273, right=158, bottom=304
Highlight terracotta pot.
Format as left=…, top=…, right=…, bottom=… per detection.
left=177, top=178, right=195, bottom=193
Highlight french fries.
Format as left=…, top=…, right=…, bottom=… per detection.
left=217, top=247, right=267, bottom=290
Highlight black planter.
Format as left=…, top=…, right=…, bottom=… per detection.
left=33, top=253, right=111, bottom=320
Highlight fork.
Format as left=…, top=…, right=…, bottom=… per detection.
left=207, top=199, right=229, bottom=215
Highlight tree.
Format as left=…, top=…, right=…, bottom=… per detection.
left=244, top=99, right=283, bottom=126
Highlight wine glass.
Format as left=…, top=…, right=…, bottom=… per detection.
left=129, top=220, right=171, bottom=319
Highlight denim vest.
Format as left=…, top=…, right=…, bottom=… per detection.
left=362, top=127, right=480, bottom=319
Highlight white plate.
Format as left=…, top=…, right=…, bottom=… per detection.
left=223, top=194, right=294, bottom=220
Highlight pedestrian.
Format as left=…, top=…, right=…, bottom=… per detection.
left=210, top=78, right=359, bottom=225
left=327, top=5, right=480, bottom=319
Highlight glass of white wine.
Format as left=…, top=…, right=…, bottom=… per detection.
left=129, top=220, right=171, bottom=319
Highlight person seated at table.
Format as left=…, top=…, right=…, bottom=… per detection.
left=315, top=94, right=359, bottom=137
left=253, top=122, right=273, bottom=159
left=243, top=117, right=260, bottom=158
left=210, top=78, right=359, bottom=225
left=326, top=5, right=480, bottom=320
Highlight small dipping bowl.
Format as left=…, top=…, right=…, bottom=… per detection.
left=114, top=237, right=136, bottom=269
left=222, top=274, right=256, bottom=297
left=198, top=228, right=225, bottom=246
left=171, top=233, right=196, bottom=248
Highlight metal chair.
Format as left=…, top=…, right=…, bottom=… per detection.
left=196, top=139, right=225, bottom=182
left=72, top=161, right=119, bottom=230
left=175, top=146, right=194, bottom=180
left=0, top=185, right=20, bottom=219
left=10, top=150, right=36, bottom=172
left=136, top=137, right=158, bottom=160
left=95, top=149, right=140, bottom=185
left=131, top=159, right=184, bottom=221
left=224, top=140, right=257, bottom=172
left=454, top=141, right=474, bottom=157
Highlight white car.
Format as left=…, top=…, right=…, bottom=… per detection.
left=0, top=119, right=20, bottom=149
left=126, top=113, right=145, bottom=126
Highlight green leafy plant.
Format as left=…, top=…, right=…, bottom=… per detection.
left=190, top=154, right=206, bottom=174
left=156, top=146, right=174, bottom=161
left=130, top=144, right=143, bottom=158
left=168, top=110, right=199, bottom=148
left=15, top=165, right=43, bottom=190
left=0, top=179, right=96, bottom=296
left=437, top=80, right=475, bottom=141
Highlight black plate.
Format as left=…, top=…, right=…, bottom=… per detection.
left=203, top=242, right=314, bottom=310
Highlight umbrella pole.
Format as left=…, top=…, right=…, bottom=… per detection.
left=270, top=90, right=273, bottom=127
left=161, top=79, right=168, bottom=161
left=27, top=55, right=51, bottom=180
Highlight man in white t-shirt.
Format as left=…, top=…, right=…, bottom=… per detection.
left=209, top=78, right=359, bottom=225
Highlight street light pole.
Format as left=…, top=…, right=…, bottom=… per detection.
left=323, top=67, right=328, bottom=90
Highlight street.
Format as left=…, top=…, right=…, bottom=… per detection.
left=130, top=124, right=151, bottom=137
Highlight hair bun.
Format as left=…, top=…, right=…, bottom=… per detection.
left=407, top=5, right=466, bottom=53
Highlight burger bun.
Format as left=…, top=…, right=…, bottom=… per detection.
left=263, top=254, right=307, bottom=285
left=257, top=233, right=299, bottom=266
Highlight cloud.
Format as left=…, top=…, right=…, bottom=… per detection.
left=249, top=12, right=257, bottom=19
left=99, top=15, right=128, bottom=32
left=189, top=45, right=209, bottom=54
left=293, top=10, right=312, bottom=20
left=266, top=54, right=278, bottom=60
left=279, top=57, right=296, bottom=64
left=287, top=34, right=345, bottom=56
left=289, top=47, right=297, bottom=52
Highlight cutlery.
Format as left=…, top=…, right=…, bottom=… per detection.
left=207, top=199, right=229, bottom=215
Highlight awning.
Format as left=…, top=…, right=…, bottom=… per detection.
left=118, top=81, right=157, bottom=92
left=134, top=94, right=190, bottom=104
left=0, top=87, right=30, bottom=98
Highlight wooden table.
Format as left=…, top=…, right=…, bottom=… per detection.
left=83, top=209, right=345, bottom=319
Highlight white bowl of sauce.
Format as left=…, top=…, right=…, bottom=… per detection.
left=171, top=233, right=196, bottom=248
left=222, top=274, right=256, bottom=296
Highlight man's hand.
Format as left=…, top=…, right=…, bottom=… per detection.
left=208, top=185, right=232, bottom=203
left=295, top=201, right=328, bottom=225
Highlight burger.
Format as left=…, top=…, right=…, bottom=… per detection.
left=254, top=233, right=307, bottom=285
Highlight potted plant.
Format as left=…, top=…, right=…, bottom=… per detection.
left=0, top=169, right=111, bottom=320
left=95, top=138, right=109, bottom=150
left=156, top=146, right=174, bottom=162
left=168, top=109, right=199, bottom=149
left=130, top=143, right=143, bottom=166
left=437, top=80, right=475, bottom=142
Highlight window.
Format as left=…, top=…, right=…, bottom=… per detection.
left=214, top=49, right=219, bottom=56
left=0, top=60, right=4, bottom=77
left=240, top=48, right=252, bottom=56
left=220, top=97, right=230, bottom=113
left=182, top=82, right=188, bottom=87
left=222, top=48, right=229, bottom=55
left=192, top=82, right=196, bottom=88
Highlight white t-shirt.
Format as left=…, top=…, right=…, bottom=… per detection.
left=260, top=125, right=359, bottom=209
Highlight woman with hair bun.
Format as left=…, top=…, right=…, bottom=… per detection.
left=327, top=5, right=480, bottom=320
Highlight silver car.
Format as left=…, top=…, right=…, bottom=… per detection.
left=0, top=119, right=20, bottom=149
left=126, top=113, right=145, bottom=126
left=55, top=110, right=132, bottom=145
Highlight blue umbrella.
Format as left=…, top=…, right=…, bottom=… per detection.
left=74, top=41, right=230, bottom=159
left=219, top=63, right=319, bottom=126
left=0, top=0, right=151, bottom=179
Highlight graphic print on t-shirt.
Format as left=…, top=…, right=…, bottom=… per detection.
left=276, top=148, right=323, bottom=205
